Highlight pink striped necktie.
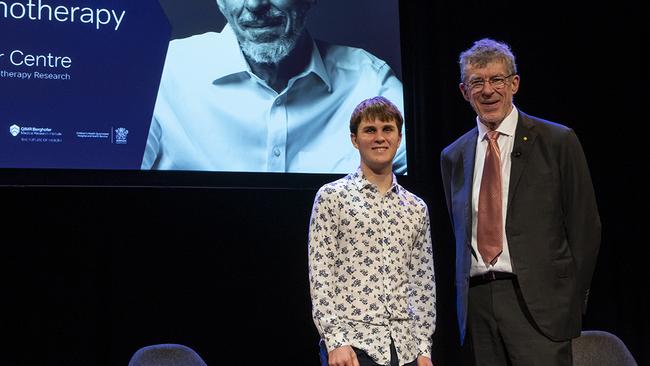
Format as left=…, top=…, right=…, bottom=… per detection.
left=477, top=130, right=503, bottom=266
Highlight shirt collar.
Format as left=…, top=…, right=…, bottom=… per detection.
left=213, top=24, right=332, bottom=91
left=212, top=24, right=250, bottom=82
left=302, top=37, right=332, bottom=92
left=476, top=105, right=519, bottom=140
left=350, top=167, right=400, bottom=194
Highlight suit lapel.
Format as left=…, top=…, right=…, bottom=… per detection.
left=507, top=112, right=537, bottom=205
left=461, top=128, right=478, bottom=248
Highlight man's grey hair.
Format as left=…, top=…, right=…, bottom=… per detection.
left=458, top=38, right=517, bottom=82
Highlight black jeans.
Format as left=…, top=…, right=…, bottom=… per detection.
left=319, top=339, right=418, bottom=366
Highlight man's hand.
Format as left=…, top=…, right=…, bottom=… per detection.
left=417, top=355, right=434, bottom=366
left=328, top=345, right=359, bottom=366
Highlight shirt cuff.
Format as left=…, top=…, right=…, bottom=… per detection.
left=417, top=339, right=432, bottom=360
left=322, top=330, right=350, bottom=353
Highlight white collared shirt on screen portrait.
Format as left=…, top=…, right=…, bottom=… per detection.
left=142, top=24, right=406, bottom=173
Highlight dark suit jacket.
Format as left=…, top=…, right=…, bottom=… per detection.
left=440, top=110, right=601, bottom=343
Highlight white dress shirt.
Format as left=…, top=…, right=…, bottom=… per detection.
left=470, top=106, right=519, bottom=276
left=142, top=24, right=406, bottom=173
left=309, top=168, right=435, bottom=365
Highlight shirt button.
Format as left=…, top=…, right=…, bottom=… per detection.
left=275, top=99, right=282, bottom=106
left=273, top=147, right=281, bottom=157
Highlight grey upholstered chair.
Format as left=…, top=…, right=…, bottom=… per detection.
left=128, top=343, right=208, bottom=366
left=572, top=330, right=637, bottom=366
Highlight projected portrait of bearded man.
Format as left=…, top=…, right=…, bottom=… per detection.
left=143, top=0, right=406, bottom=174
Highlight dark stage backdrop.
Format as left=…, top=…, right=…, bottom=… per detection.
left=1, top=1, right=646, bottom=365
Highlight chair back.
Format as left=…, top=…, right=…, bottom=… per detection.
left=128, top=343, right=208, bottom=366
left=572, top=330, right=637, bottom=366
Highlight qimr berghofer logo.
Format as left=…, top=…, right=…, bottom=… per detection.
left=10, top=124, right=20, bottom=137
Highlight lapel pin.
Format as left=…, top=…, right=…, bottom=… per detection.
left=523, top=136, right=528, bottom=141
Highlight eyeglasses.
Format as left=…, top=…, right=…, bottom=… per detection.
left=464, top=73, right=515, bottom=93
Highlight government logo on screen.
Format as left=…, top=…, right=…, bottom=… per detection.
left=114, top=127, right=128, bottom=144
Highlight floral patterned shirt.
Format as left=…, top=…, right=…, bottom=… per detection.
left=308, top=169, right=436, bottom=365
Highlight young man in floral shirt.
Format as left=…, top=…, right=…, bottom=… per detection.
left=309, top=96, right=436, bottom=366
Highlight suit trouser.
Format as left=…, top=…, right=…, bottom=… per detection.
left=466, top=276, right=572, bottom=366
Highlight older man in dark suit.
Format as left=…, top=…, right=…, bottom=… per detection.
left=440, top=38, right=601, bottom=365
